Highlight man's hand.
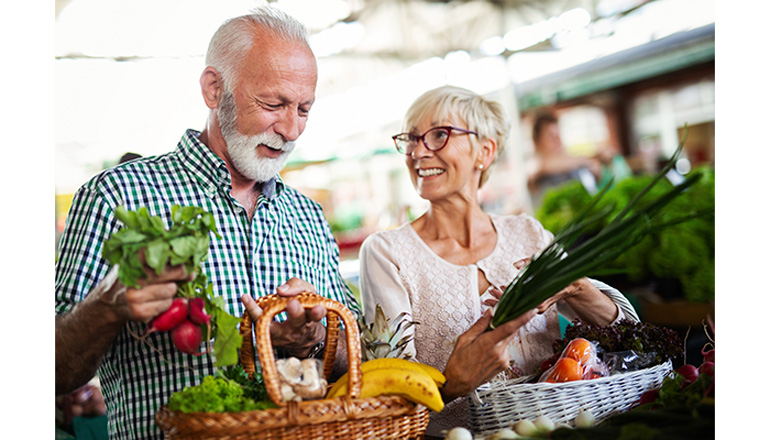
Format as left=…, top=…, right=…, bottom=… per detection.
left=441, top=308, right=536, bottom=402
left=240, top=277, right=326, bottom=358
left=56, top=261, right=193, bottom=395
left=102, top=263, right=193, bottom=323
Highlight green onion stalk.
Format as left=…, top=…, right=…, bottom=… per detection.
left=491, top=127, right=713, bottom=329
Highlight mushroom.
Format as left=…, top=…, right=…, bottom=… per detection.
left=276, top=357, right=303, bottom=386
left=279, top=382, right=299, bottom=402
left=276, top=357, right=328, bottom=401
left=293, top=359, right=327, bottom=400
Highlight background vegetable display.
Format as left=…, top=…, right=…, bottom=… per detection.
left=536, top=168, right=715, bottom=303
left=491, top=132, right=713, bottom=328
left=103, top=205, right=242, bottom=366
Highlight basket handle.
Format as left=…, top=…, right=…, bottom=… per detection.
left=239, top=292, right=362, bottom=406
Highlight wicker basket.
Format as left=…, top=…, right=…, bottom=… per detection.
left=156, top=292, right=429, bottom=439
left=467, top=360, right=672, bottom=436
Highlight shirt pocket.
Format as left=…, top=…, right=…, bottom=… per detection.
left=283, top=259, right=326, bottom=293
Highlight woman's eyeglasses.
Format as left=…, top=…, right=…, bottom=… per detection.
left=392, top=126, right=478, bottom=155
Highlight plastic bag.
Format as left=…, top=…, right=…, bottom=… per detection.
left=539, top=338, right=609, bottom=383
left=603, top=350, right=659, bottom=374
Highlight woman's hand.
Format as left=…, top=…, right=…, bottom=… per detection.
left=507, top=258, right=603, bottom=319
left=441, top=308, right=536, bottom=402
left=535, top=277, right=591, bottom=313
left=240, top=277, right=326, bottom=358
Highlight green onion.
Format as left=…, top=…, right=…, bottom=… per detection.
left=491, top=126, right=713, bottom=328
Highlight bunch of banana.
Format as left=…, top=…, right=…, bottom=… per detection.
left=326, top=358, right=446, bottom=412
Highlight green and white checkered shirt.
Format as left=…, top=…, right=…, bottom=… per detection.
left=55, top=129, right=361, bottom=439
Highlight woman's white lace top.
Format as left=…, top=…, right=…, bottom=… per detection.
left=358, top=213, right=638, bottom=436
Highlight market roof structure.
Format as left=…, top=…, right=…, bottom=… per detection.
left=55, top=0, right=715, bottom=193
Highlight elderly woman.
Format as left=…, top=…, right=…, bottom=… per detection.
left=358, top=85, right=638, bottom=437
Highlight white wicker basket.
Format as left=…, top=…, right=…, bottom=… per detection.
left=467, top=360, right=672, bottom=436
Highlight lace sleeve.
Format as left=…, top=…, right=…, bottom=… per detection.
left=358, top=233, right=417, bottom=358
left=557, top=278, right=640, bottom=324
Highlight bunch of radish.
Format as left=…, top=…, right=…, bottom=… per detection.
left=140, top=297, right=212, bottom=355
left=637, top=316, right=715, bottom=405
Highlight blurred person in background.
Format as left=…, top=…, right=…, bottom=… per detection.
left=358, top=85, right=639, bottom=438
left=527, top=111, right=602, bottom=207
left=55, top=7, right=359, bottom=439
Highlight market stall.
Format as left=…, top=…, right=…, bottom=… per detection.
left=54, top=1, right=717, bottom=439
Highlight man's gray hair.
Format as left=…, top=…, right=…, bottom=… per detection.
left=205, top=6, right=310, bottom=91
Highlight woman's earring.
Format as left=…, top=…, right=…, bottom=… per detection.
left=478, top=164, right=484, bottom=170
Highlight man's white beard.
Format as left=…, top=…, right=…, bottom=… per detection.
left=218, top=91, right=296, bottom=183
left=224, top=130, right=295, bottom=183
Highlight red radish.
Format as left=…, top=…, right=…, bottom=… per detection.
left=675, top=364, right=699, bottom=386
left=142, top=297, right=189, bottom=338
left=637, top=389, right=659, bottom=405
left=702, top=348, right=714, bottom=364
left=171, top=320, right=204, bottom=355
left=698, top=361, right=714, bottom=378
left=188, top=297, right=213, bottom=353
left=188, top=297, right=211, bottom=325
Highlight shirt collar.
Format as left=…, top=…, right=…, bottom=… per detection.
left=177, top=129, right=285, bottom=200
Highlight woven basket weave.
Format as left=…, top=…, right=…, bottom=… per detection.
left=156, top=292, right=429, bottom=439
left=467, top=360, right=672, bottom=436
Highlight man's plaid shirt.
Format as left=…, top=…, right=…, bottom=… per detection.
left=55, top=129, right=361, bottom=439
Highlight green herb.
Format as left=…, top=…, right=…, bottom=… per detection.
left=102, top=205, right=242, bottom=367
left=492, top=128, right=713, bottom=328
left=218, top=364, right=271, bottom=403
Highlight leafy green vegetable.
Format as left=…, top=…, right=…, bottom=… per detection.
left=102, top=205, right=242, bottom=367
left=218, top=364, right=271, bottom=403
left=103, top=205, right=222, bottom=287
left=537, top=168, right=715, bottom=303
left=212, top=308, right=242, bottom=367
left=167, top=374, right=275, bottom=413
left=492, top=129, right=713, bottom=328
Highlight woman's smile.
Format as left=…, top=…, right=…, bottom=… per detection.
left=417, top=167, right=446, bottom=178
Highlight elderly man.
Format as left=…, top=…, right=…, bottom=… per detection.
left=55, top=7, right=360, bottom=439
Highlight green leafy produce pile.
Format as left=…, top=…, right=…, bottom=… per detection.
left=102, top=205, right=242, bottom=367
left=103, top=205, right=220, bottom=288
left=552, top=319, right=684, bottom=365
left=168, top=366, right=276, bottom=413
left=491, top=138, right=711, bottom=328
left=536, top=167, right=715, bottom=302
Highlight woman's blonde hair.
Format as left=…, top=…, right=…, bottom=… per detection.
left=402, top=85, right=510, bottom=186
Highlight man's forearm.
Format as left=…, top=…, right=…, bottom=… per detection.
left=56, top=297, right=126, bottom=395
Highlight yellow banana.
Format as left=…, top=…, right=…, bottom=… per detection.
left=326, top=372, right=349, bottom=399
left=326, top=358, right=446, bottom=399
left=328, top=366, right=445, bottom=412
left=362, top=358, right=446, bottom=386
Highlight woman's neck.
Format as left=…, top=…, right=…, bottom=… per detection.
left=413, top=196, right=494, bottom=252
